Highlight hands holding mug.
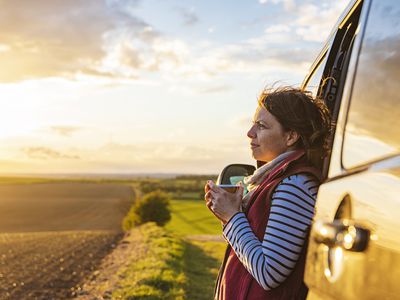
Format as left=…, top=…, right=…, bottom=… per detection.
left=204, top=181, right=244, bottom=224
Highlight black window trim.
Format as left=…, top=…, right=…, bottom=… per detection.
left=302, top=47, right=328, bottom=90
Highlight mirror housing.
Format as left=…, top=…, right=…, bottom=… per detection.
left=216, top=164, right=256, bottom=185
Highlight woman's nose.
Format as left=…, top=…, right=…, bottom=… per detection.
left=247, top=125, right=256, bottom=139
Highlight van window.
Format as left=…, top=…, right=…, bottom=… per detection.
left=342, top=0, right=400, bottom=169
left=304, top=53, right=327, bottom=97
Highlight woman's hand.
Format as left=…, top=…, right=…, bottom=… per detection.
left=204, top=180, right=244, bottom=224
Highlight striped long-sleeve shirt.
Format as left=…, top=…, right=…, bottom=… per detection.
left=222, top=173, right=319, bottom=290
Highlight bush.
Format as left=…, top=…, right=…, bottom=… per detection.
left=123, top=190, right=171, bottom=230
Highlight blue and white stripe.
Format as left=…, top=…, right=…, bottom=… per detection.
left=222, top=173, right=318, bottom=290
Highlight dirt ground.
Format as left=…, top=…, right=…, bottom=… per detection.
left=0, top=183, right=134, bottom=300
left=74, top=228, right=149, bottom=300
left=0, top=183, right=134, bottom=232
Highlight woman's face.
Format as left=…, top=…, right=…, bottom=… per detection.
left=247, top=106, right=291, bottom=162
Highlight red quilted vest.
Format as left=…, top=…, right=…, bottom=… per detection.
left=215, top=150, right=322, bottom=300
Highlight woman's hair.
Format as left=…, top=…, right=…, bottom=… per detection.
left=258, top=86, right=331, bottom=169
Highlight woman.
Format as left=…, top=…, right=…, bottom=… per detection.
left=205, top=87, right=331, bottom=300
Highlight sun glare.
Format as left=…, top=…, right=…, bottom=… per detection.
left=0, top=85, right=40, bottom=139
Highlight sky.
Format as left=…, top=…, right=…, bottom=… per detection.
left=0, top=0, right=349, bottom=174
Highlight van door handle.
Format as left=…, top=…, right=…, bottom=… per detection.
left=312, top=220, right=370, bottom=252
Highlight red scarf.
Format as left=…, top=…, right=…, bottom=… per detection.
left=215, top=150, right=322, bottom=300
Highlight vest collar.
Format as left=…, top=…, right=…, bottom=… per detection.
left=264, top=149, right=306, bottom=182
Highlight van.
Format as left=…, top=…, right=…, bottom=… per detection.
left=217, top=0, right=400, bottom=298
left=301, top=0, right=400, bottom=298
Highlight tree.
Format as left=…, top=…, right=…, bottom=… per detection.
left=123, top=190, right=171, bottom=230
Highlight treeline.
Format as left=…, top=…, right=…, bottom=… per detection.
left=175, top=174, right=218, bottom=181
left=139, top=176, right=217, bottom=195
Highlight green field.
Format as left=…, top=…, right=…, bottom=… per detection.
left=167, top=199, right=227, bottom=300
left=166, top=199, right=223, bottom=236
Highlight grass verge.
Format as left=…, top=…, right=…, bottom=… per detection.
left=112, top=223, right=186, bottom=300
left=110, top=199, right=227, bottom=300
left=182, top=240, right=226, bottom=300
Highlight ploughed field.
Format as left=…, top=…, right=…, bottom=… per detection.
left=0, top=183, right=134, bottom=300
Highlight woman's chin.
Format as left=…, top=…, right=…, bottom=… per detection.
left=250, top=150, right=258, bottom=160
left=251, top=151, right=264, bottom=162
left=251, top=152, right=273, bottom=163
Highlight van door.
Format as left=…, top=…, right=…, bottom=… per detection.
left=305, top=0, right=400, bottom=299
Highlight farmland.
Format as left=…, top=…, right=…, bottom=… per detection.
left=0, top=182, right=134, bottom=300
left=0, top=174, right=223, bottom=299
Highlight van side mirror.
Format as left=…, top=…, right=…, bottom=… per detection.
left=216, top=164, right=256, bottom=185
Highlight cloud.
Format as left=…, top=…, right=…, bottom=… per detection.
left=0, top=0, right=349, bottom=84
left=0, top=0, right=203, bottom=82
left=256, top=0, right=349, bottom=45
left=294, top=1, right=349, bottom=42
left=196, top=38, right=313, bottom=76
left=181, top=2, right=350, bottom=78
left=67, top=20, right=192, bottom=80
left=0, top=0, right=148, bottom=82
left=221, top=0, right=349, bottom=75
left=258, top=0, right=296, bottom=11
left=176, top=7, right=200, bottom=26
left=22, top=147, right=80, bottom=160
left=265, top=24, right=291, bottom=34
left=50, top=126, right=82, bottom=137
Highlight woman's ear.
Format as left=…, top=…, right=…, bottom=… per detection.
left=286, top=130, right=300, bottom=147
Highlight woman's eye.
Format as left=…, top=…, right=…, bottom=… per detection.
left=256, top=122, right=266, bottom=129
left=252, top=121, right=267, bottom=129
